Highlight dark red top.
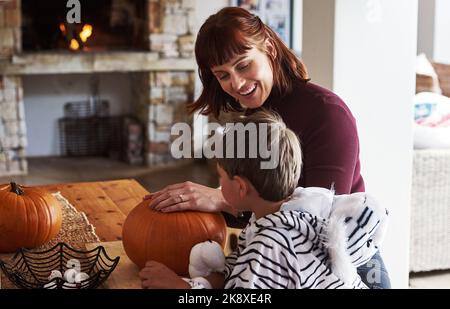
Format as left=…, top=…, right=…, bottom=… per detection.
left=263, top=81, right=365, bottom=194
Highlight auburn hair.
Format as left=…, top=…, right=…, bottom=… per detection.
left=189, top=7, right=309, bottom=118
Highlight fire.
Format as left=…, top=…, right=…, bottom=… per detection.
left=79, top=24, right=93, bottom=43
left=59, top=23, right=93, bottom=51
left=59, top=23, right=66, bottom=35
left=70, top=39, right=80, bottom=50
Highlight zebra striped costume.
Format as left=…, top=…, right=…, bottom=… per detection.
left=223, top=187, right=388, bottom=289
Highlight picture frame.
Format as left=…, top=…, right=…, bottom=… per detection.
left=230, top=0, right=292, bottom=47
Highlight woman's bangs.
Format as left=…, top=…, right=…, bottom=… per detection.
left=204, top=30, right=252, bottom=68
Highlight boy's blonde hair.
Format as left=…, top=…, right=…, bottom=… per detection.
left=216, top=110, right=302, bottom=202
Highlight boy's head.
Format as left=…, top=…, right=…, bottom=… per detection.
left=216, top=110, right=302, bottom=210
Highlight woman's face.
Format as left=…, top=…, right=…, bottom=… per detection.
left=211, top=46, right=274, bottom=109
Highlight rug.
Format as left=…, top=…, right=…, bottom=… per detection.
left=0, top=192, right=100, bottom=289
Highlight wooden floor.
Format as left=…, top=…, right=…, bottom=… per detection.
left=0, top=157, right=218, bottom=192
left=1, top=156, right=448, bottom=288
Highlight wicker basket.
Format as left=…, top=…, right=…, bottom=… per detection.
left=410, top=149, right=450, bottom=272
left=0, top=243, right=119, bottom=289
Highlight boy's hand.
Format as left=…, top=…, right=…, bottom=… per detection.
left=139, top=261, right=190, bottom=289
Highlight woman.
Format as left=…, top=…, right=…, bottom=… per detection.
left=146, top=7, right=390, bottom=289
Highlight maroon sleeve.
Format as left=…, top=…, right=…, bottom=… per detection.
left=299, top=101, right=361, bottom=194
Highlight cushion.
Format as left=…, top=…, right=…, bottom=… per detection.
left=416, top=53, right=442, bottom=94
left=414, top=92, right=450, bottom=149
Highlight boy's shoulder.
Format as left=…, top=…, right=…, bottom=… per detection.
left=247, top=213, right=299, bottom=247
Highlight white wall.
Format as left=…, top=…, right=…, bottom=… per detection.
left=303, top=0, right=417, bottom=288
left=23, top=73, right=133, bottom=157
left=333, top=0, right=417, bottom=288
left=192, top=0, right=228, bottom=157
left=433, top=0, right=450, bottom=64
left=302, top=0, right=335, bottom=90
left=292, top=0, right=303, bottom=56
left=417, top=0, right=435, bottom=58
left=195, top=0, right=228, bottom=26
left=417, top=0, right=450, bottom=63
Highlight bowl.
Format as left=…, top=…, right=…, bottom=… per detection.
left=0, top=242, right=120, bottom=289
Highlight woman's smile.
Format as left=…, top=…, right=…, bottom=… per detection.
left=237, top=83, right=257, bottom=97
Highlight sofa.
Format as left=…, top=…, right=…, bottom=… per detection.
left=410, top=149, right=450, bottom=272
left=410, top=61, right=450, bottom=272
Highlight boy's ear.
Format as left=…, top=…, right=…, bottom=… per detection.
left=233, top=176, right=249, bottom=199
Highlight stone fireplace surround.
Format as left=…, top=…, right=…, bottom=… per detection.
left=0, top=0, right=197, bottom=176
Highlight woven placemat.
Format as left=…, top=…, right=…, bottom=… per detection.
left=39, top=192, right=101, bottom=249
left=0, top=192, right=100, bottom=289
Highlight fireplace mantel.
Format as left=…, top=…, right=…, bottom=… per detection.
left=0, top=0, right=199, bottom=177
left=0, top=52, right=196, bottom=75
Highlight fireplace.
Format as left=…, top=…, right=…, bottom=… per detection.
left=0, top=0, right=197, bottom=176
left=21, top=0, right=148, bottom=52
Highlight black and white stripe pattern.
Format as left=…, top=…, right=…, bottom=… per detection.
left=223, top=187, right=388, bottom=289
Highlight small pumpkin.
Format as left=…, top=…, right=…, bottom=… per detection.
left=0, top=182, right=62, bottom=253
left=122, top=200, right=227, bottom=275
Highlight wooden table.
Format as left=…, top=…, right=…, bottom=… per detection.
left=41, top=179, right=239, bottom=246
left=1, top=179, right=148, bottom=289
left=42, top=179, right=149, bottom=242
left=1, top=179, right=240, bottom=289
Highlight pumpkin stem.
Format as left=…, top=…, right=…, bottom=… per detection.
left=10, top=182, right=24, bottom=195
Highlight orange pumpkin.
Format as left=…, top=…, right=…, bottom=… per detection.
left=122, top=200, right=227, bottom=275
left=0, top=182, right=62, bottom=253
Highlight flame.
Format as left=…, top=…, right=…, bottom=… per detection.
left=79, top=24, right=93, bottom=43
left=70, top=39, right=80, bottom=50
left=59, top=23, right=66, bottom=35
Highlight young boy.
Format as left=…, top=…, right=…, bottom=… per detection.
left=139, top=110, right=388, bottom=289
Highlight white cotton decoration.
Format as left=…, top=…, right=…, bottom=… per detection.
left=189, top=242, right=210, bottom=277
left=188, top=240, right=225, bottom=278
left=48, top=270, right=63, bottom=281
left=66, top=259, right=81, bottom=273
left=189, top=264, right=209, bottom=278
left=200, top=240, right=225, bottom=272
left=75, top=272, right=89, bottom=283
left=64, top=268, right=78, bottom=283
left=189, top=243, right=205, bottom=269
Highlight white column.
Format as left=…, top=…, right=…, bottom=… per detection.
left=417, top=0, right=450, bottom=63
left=433, top=0, right=450, bottom=63
left=302, top=0, right=335, bottom=90
left=303, top=0, right=418, bottom=288
left=417, top=0, right=435, bottom=58
left=292, top=0, right=303, bottom=56
left=192, top=0, right=229, bottom=158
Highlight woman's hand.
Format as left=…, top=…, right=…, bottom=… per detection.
left=145, top=182, right=234, bottom=214
left=139, top=261, right=190, bottom=289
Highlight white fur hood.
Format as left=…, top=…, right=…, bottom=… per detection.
left=246, top=187, right=389, bottom=286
